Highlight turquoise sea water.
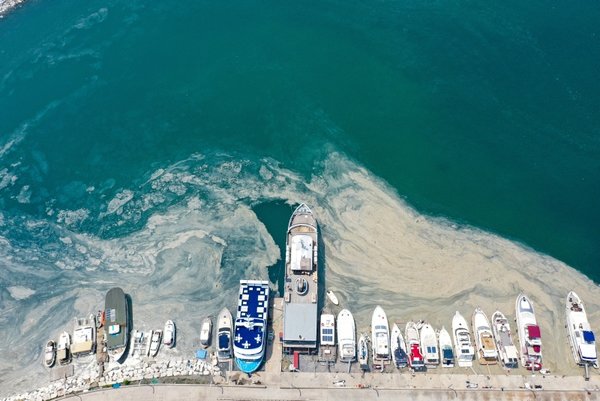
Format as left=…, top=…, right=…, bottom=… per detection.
left=1, top=0, right=599, bottom=394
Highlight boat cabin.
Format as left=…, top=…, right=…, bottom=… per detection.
left=409, top=343, right=426, bottom=372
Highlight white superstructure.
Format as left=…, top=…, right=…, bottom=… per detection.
left=515, top=293, right=542, bottom=371
left=472, top=308, right=497, bottom=364
left=491, top=311, right=519, bottom=369
left=419, top=323, right=439, bottom=367
left=566, top=291, right=597, bottom=367
left=320, top=313, right=335, bottom=346
left=371, top=306, right=390, bottom=363
left=337, top=309, right=356, bottom=362
left=452, top=311, right=474, bottom=367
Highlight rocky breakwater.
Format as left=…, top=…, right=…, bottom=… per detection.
left=1, top=358, right=221, bottom=401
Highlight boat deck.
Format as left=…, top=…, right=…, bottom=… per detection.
left=105, top=288, right=127, bottom=350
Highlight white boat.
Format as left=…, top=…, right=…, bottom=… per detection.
left=144, top=330, right=153, bottom=357
left=200, top=317, right=212, bottom=348
left=44, top=340, right=56, bottom=368
left=358, top=333, right=369, bottom=368
left=57, top=331, right=71, bottom=366
left=149, top=330, right=162, bottom=357
left=405, top=321, right=426, bottom=372
left=371, top=306, right=390, bottom=363
left=566, top=291, right=597, bottom=366
left=71, top=314, right=97, bottom=357
left=337, top=309, right=356, bottom=362
left=472, top=308, right=498, bottom=364
left=320, top=313, right=335, bottom=346
left=130, top=330, right=142, bottom=357
left=438, top=327, right=454, bottom=367
left=391, top=323, right=408, bottom=368
left=217, top=307, right=233, bottom=362
left=163, top=320, right=176, bottom=348
left=419, top=323, right=439, bottom=367
left=515, top=293, right=542, bottom=371
left=326, top=290, right=339, bottom=306
left=491, top=311, right=519, bottom=369
left=452, top=311, right=474, bottom=367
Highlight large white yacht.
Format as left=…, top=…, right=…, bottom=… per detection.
left=337, top=309, right=356, bottom=362
left=472, top=308, right=498, bottom=364
left=515, top=293, right=542, bottom=371
left=438, top=327, right=454, bottom=367
left=371, top=306, right=390, bottom=365
left=452, top=311, right=474, bottom=367
left=491, top=311, right=519, bottom=369
left=282, top=204, right=319, bottom=353
left=566, top=291, right=597, bottom=367
left=419, top=323, right=439, bottom=367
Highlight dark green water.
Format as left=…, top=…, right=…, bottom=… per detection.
left=1, top=0, right=599, bottom=276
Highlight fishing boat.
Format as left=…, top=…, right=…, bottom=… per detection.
left=217, top=307, right=233, bottom=362
left=566, top=291, right=597, bottom=367
left=419, top=323, right=439, bottom=367
left=358, top=333, right=369, bottom=369
left=326, top=290, right=339, bottom=306
left=371, top=306, right=390, bottom=365
left=71, top=314, right=96, bottom=357
left=44, top=340, right=56, bottom=368
left=282, top=204, right=319, bottom=353
left=405, top=321, right=426, bottom=372
left=57, top=331, right=71, bottom=365
left=163, top=320, right=176, bottom=348
left=149, top=330, right=162, bottom=357
left=438, top=327, right=454, bottom=367
left=472, top=308, right=498, bottom=364
left=233, top=280, right=270, bottom=373
left=104, top=287, right=130, bottom=363
left=515, top=293, right=542, bottom=370
left=452, top=311, right=474, bottom=367
left=200, top=317, right=212, bottom=348
left=337, top=309, right=356, bottom=362
left=391, top=323, right=408, bottom=368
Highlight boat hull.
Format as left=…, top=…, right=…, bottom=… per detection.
left=235, top=356, right=264, bottom=373
left=337, top=309, right=356, bottom=362
left=566, top=291, right=598, bottom=366
left=515, top=294, right=542, bottom=371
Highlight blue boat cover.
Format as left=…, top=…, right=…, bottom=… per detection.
left=218, top=332, right=230, bottom=350
left=583, top=330, right=595, bottom=342
left=443, top=348, right=454, bottom=359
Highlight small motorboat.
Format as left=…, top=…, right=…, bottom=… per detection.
left=217, top=307, right=233, bottom=362
left=327, top=290, right=339, bottom=305
left=405, top=321, right=426, bottom=372
left=391, top=323, right=408, bottom=368
left=57, top=331, right=71, bottom=366
left=44, top=340, right=56, bottom=368
left=200, top=317, right=212, bottom=348
left=163, top=320, right=176, bottom=348
left=438, top=327, right=455, bottom=368
left=358, top=333, right=370, bottom=369
left=149, top=330, right=162, bottom=357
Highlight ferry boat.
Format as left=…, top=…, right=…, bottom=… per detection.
left=149, top=330, right=162, bottom=357
left=358, top=333, right=369, bottom=369
left=391, top=323, right=408, bottom=368
left=491, top=311, right=519, bottom=368
left=104, top=287, right=130, bottom=363
left=438, top=327, right=454, bottom=367
left=472, top=308, right=498, bottom=364
left=371, top=306, right=390, bottom=364
left=337, top=309, right=356, bottom=362
left=57, top=331, right=71, bottom=365
left=282, top=204, right=319, bottom=353
left=419, top=323, right=439, bottom=367
left=163, top=320, right=176, bottom=348
left=71, top=314, right=96, bottom=357
left=217, top=307, right=233, bottom=362
left=566, top=291, right=597, bottom=367
left=200, top=317, right=212, bottom=348
left=452, top=311, right=474, bottom=367
left=44, top=340, right=56, bottom=368
left=515, top=293, right=542, bottom=370
left=233, top=280, right=270, bottom=373
left=405, top=321, right=426, bottom=372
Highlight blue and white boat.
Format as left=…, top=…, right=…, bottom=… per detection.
left=233, top=280, right=270, bottom=373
